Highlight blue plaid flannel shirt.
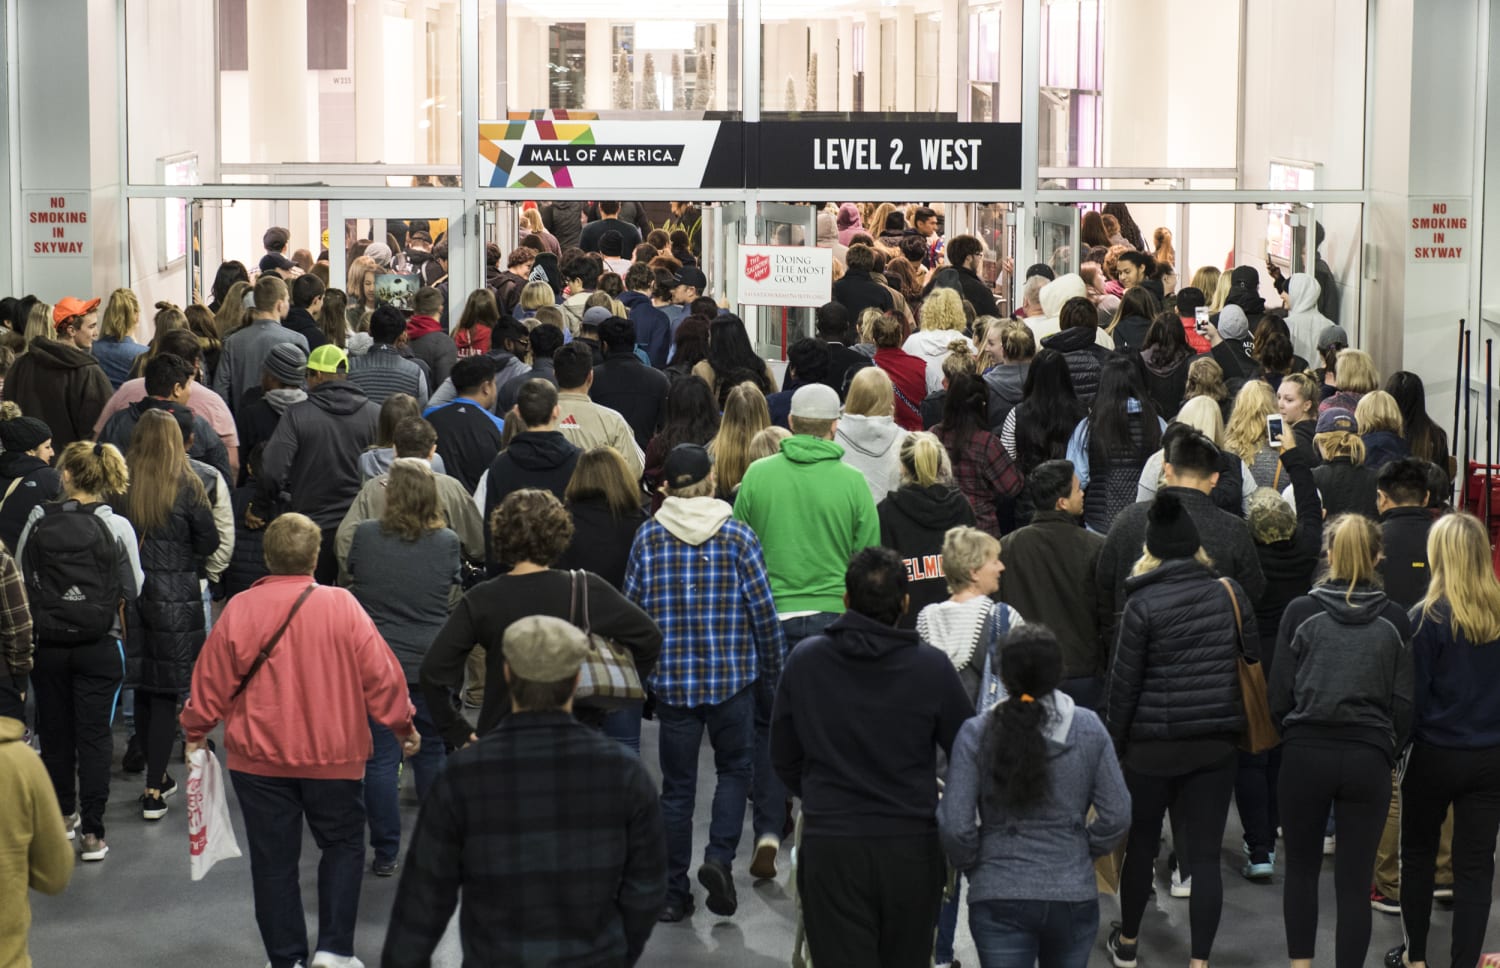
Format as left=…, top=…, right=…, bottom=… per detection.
left=624, top=517, right=785, bottom=708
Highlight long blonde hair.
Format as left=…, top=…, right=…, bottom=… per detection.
left=1419, top=513, right=1500, bottom=643
left=100, top=289, right=140, bottom=340
left=126, top=409, right=208, bottom=535
left=1190, top=266, right=1221, bottom=300
left=381, top=458, right=444, bottom=541
left=844, top=366, right=894, bottom=417
left=1131, top=545, right=1214, bottom=577
left=215, top=281, right=251, bottom=337
left=1208, top=272, right=1233, bottom=312
left=899, top=431, right=952, bottom=486
left=708, top=383, right=771, bottom=498
left=1174, top=395, right=1225, bottom=446
left=1321, top=513, right=1382, bottom=602
left=1223, top=380, right=1276, bottom=463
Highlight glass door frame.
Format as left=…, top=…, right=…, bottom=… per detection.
left=326, top=199, right=472, bottom=320
left=749, top=201, right=818, bottom=360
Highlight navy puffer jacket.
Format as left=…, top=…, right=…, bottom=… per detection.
left=1105, top=557, right=1257, bottom=748
left=127, top=467, right=220, bottom=693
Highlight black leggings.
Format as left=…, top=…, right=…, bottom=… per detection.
left=134, top=689, right=179, bottom=791
left=1399, top=741, right=1500, bottom=968
left=1119, top=753, right=1237, bottom=960
left=1278, top=741, right=1390, bottom=968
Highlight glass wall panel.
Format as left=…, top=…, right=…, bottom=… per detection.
left=759, top=0, right=1022, bottom=121
left=484, top=2, right=742, bottom=117
left=1038, top=0, right=1367, bottom=188
left=128, top=0, right=461, bottom=186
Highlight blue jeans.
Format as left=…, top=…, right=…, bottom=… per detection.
left=601, top=702, right=644, bottom=755
left=936, top=872, right=964, bottom=963
left=365, top=688, right=448, bottom=864
left=657, top=686, right=755, bottom=902
left=231, top=771, right=365, bottom=968
left=969, top=897, right=1099, bottom=968
left=756, top=612, right=840, bottom=838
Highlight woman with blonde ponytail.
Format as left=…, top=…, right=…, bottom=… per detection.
left=1269, top=513, right=1414, bottom=968
left=877, top=433, right=976, bottom=627
left=92, top=288, right=147, bottom=389
left=18, top=440, right=144, bottom=862
left=1388, top=513, right=1500, bottom=968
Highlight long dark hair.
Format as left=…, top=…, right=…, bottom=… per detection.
left=210, top=261, right=249, bottom=308
left=706, top=315, right=771, bottom=403
left=939, top=372, right=990, bottom=443
left=1141, top=310, right=1191, bottom=366
left=1102, top=203, right=1145, bottom=252
left=1089, top=356, right=1161, bottom=465
left=982, top=626, right=1063, bottom=810
left=671, top=315, right=711, bottom=371
left=1014, top=349, right=1087, bottom=473
left=1386, top=371, right=1448, bottom=464
left=657, top=375, right=720, bottom=453
left=1081, top=211, right=1110, bottom=249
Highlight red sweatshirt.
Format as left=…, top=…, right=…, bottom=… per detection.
left=181, top=575, right=415, bottom=780
left=407, top=313, right=443, bottom=340
left=874, top=347, right=929, bottom=432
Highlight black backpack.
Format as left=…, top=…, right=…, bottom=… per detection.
left=21, top=502, right=124, bottom=644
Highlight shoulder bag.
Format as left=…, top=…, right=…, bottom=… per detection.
left=568, top=570, right=646, bottom=709
left=977, top=602, right=1013, bottom=711
left=1220, top=577, right=1279, bottom=753
left=229, top=583, right=317, bottom=701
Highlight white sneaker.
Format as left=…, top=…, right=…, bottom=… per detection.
left=310, top=954, right=364, bottom=968
left=1323, top=835, right=1337, bottom=855
left=62, top=813, right=79, bottom=841
left=750, top=834, right=779, bottom=880
left=1170, top=866, right=1192, bottom=898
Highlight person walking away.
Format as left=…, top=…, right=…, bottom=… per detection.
left=282, top=275, right=330, bottom=351
left=772, top=548, right=973, bottom=968
left=91, top=288, right=148, bottom=390
left=0, top=669, right=74, bottom=968
left=419, top=489, right=661, bottom=749
left=212, top=275, right=309, bottom=416
left=591, top=316, right=670, bottom=450
left=0, top=416, right=59, bottom=553
left=733, top=383, right=880, bottom=878
left=1104, top=491, right=1254, bottom=968
left=404, top=287, right=457, bottom=390
left=1387, top=513, right=1500, bottom=968
left=346, top=460, right=459, bottom=877
left=1068, top=357, right=1164, bottom=535
left=382, top=614, right=665, bottom=966
left=180, top=512, right=418, bottom=968
left=1269, top=514, right=1413, bottom=968
left=4, top=297, right=112, bottom=450
left=423, top=356, right=506, bottom=493
left=624, top=444, right=784, bottom=921
left=18, top=442, right=143, bottom=862
left=253, top=344, right=380, bottom=585
left=938, top=628, right=1131, bottom=968
left=122, top=410, right=220, bottom=821
left=474, top=380, right=582, bottom=571
left=0, top=542, right=30, bottom=724
left=997, top=459, right=1110, bottom=709
left=347, top=305, right=429, bottom=409
left=837, top=366, right=909, bottom=503
left=1311, top=408, right=1379, bottom=519
left=933, top=372, right=1023, bottom=537
left=877, top=432, right=976, bottom=629
left=232, top=343, right=307, bottom=487
left=554, top=342, right=647, bottom=480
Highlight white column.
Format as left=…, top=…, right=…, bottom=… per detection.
left=437, top=1, right=460, bottom=161
left=837, top=17, right=855, bottom=111
left=585, top=20, right=611, bottom=110
left=863, top=13, right=882, bottom=112
left=813, top=20, right=836, bottom=111
left=895, top=6, right=916, bottom=111
left=354, top=0, right=387, bottom=162
left=938, top=0, right=960, bottom=114
left=406, top=1, right=431, bottom=162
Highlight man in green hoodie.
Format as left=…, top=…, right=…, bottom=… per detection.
left=733, top=382, right=879, bottom=880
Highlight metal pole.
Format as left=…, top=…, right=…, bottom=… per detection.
left=1463, top=332, right=1473, bottom=510
left=1453, top=319, right=1466, bottom=476
left=1487, top=338, right=1494, bottom=525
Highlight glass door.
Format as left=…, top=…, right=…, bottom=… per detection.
left=751, top=202, right=817, bottom=360
left=327, top=199, right=470, bottom=327
left=1034, top=202, right=1079, bottom=277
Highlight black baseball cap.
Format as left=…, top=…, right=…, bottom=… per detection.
left=672, top=267, right=708, bottom=291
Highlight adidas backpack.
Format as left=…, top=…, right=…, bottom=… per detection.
left=21, top=502, right=124, bottom=644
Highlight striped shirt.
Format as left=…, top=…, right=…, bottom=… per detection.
left=348, top=345, right=429, bottom=409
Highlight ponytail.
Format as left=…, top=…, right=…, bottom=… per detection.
left=1321, top=513, right=1382, bottom=603
left=899, top=431, right=952, bottom=487
left=981, top=626, right=1063, bottom=810
left=57, top=440, right=129, bottom=498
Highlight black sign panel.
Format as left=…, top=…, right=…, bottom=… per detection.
left=751, top=121, right=1023, bottom=191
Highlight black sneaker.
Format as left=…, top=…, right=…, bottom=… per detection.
left=1106, top=924, right=1138, bottom=968
left=1370, top=887, right=1401, bottom=914
left=372, top=858, right=398, bottom=877
left=658, top=895, right=695, bottom=922
left=122, top=734, right=145, bottom=774
left=140, top=792, right=168, bottom=821
left=158, top=774, right=177, bottom=800
left=697, top=859, right=738, bottom=916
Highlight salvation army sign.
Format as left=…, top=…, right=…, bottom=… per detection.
left=738, top=245, right=832, bottom=308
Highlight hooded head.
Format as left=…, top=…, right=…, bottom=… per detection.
left=1217, top=304, right=1251, bottom=340
left=837, top=203, right=862, bottom=230
left=1247, top=486, right=1296, bottom=544
left=1226, top=265, right=1266, bottom=316
left=1038, top=273, right=1087, bottom=319
left=1286, top=273, right=1322, bottom=316
left=816, top=211, right=838, bottom=247
left=1145, top=491, right=1201, bottom=560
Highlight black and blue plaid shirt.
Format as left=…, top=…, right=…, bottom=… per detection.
left=382, top=710, right=666, bottom=967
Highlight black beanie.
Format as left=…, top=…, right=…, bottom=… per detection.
left=1146, top=492, right=1201, bottom=560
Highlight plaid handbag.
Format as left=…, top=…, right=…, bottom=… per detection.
left=568, top=570, right=646, bottom=709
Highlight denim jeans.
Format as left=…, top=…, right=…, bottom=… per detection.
left=935, top=872, right=964, bottom=963
left=601, top=702, right=644, bottom=755
left=756, top=612, right=840, bottom=839
left=231, top=771, right=365, bottom=968
left=366, top=687, right=448, bottom=864
left=657, top=685, right=755, bottom=902
left=968, top=897, right=1099, bottom=968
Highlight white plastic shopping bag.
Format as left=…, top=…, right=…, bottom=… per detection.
left=187, top=748, right=242, bottom=880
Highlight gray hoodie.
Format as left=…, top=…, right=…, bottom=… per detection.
left=937, top=693, right=1131, bottom=903
left=835, top=413, right=907, bottom=503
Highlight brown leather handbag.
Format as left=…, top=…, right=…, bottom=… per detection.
left=1221, top=577, right=1280, bottom=754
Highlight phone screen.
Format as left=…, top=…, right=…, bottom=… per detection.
left=1194, top=307, right=1210, bottom=334
left=1267, top=415, right=1285, bottom=444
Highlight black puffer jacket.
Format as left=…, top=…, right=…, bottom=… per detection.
left=1106, top=557, right=1257, bottom=749
left=0, top=452, right=61, bottom=553
left=1313, top=456, right=1379, bottom=520
left=1041, top=327, right=1112, bottom=405
left=127, top=469, right=220, bottom=693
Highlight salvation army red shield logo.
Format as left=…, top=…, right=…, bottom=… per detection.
left=745, top=253, right=771, bottom=282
